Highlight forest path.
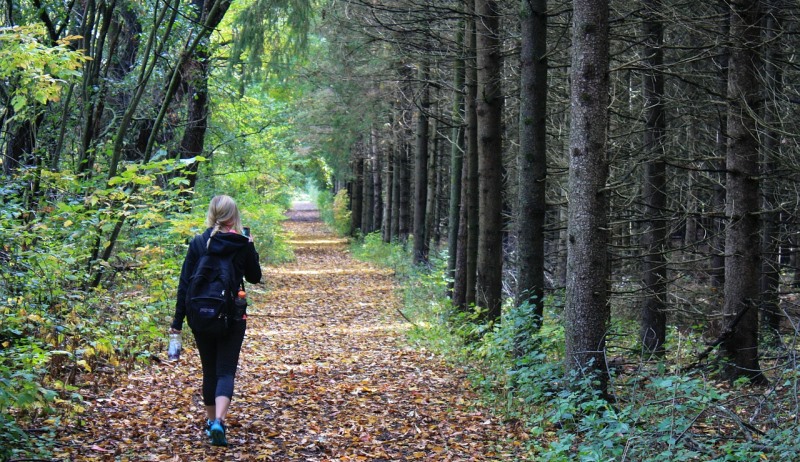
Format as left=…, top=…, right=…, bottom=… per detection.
left=60, top=203, right=524, bottom=461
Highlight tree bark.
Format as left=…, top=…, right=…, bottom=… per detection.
left=454, top=10, right=478, bottom=310
left=383, top=127, right=395, bottom=242
left=640, top=0, right=668, bottom=354
left=475, top=0, right=504, bottom=322
left=372, top=128, right=383, bottom=236
left=413, top=60, right=430, bottom=264
left=3, top=119, right=36, bottom=176
left=464, top=6, right=479, bottom=309
left=516, top=0, right=548, bottom=326
left=398, top=140, right=412, bottom=241
left=351, top=153, right=364, bottom=235
left=446, top=27, right=465, bottom=293
left=710, top=4, right=729, bottom=290
left=176, top=50, right=209, bottom=189
left=760, top=0, right=783, bottom=334
left=391, top=130, right=401, bottom=240
left=565, top=0, right=611, bottom=395
left=362, top=150, right=374, bottom=233
left=425, top=110, right=439, bottom=257
left=175, top=0, right=232, bottom=190
left=721, top=0, right=766, bottom=384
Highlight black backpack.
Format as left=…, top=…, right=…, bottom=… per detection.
left=185, top=239, right=239, bottom=337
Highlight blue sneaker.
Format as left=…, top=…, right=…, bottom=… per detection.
left=204, top=419, right=213, bottom=437
left=209, top=419, right=227, bottom=446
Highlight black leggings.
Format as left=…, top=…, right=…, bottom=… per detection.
left=193, top=320, right=246, bottom=405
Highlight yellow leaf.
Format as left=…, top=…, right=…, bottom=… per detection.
left=95, top=340, right=112, bottom=355
left=76, top=359, right=91, bottom=371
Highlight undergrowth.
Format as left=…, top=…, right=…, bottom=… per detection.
left=315, top=189, right=351, bottom=237
left=349, top=233, right=800, bottom=462
left=0, top=168, right=293, bottom=461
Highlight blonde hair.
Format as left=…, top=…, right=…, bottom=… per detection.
left=206, top=195, right=243, bottom=248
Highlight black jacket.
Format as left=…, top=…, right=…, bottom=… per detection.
left=171, top=228, right=261, bottom=331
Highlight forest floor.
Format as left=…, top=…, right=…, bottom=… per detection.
left=56, top=203, right=527, bottom=461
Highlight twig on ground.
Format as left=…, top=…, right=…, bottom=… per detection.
left=396, top=308, right=418, bottom=327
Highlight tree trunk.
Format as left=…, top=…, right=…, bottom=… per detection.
left=176, top=0, right=231, bottom=190
left=413, top=61, right=430, bottom=264
left=176, top=49, right=209, bottom=189
left=391, top=135, right=401, bottom=240
left=398, top=140, right=411, bottom=241
left=372, top=128, right=383, bottom=236
left=433, top=119, right=446, bottom=247
left=425, top=110, right=439, bottom=256
left=516, top=0, right=548, bottom=325
left=362, top=151, right=374, bottom=234
left=446, top=29, right=465, bottom=289
left=475, top=0, right=504, bottom=322
left=464, top=6, right=479, bottom=309
left=564, top=0, right=611, bottom=395
left=640, top=0, right=668, bottom=354
left=454, top=10, right=478, bottom=310
left=760, top=0, right=783, bottom=334
left=3, top=119, right=36, bottom=176
left=78, top=0, right=118, bottom=175
left=721, top=0, right=766, bottom=384
left=351, top=153, right=364, bottom=235
left=383, top=133, right=394, bottom=242
left=453, top=141, right=470, bottom=310
left=555, top=190, right=568, bottom=288
left=710, top=4, right=729, bottom=290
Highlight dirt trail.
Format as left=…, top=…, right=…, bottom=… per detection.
left=59, top=205, right=523, bottom=461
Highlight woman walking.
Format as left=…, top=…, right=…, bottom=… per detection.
left=170, top=195, right=261, bottom=446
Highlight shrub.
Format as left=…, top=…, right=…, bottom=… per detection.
left=348, top=233, right=799, bottom=461
left=316, top=189, right=351, bottom=236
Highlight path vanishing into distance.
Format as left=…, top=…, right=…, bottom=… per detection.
left=59, top=203, right=526, bottom=461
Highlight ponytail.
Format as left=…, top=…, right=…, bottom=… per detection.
left=207, top=221, right=222, bottom=249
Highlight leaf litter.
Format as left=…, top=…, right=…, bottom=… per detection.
left=56, top=209, right=527, bottom=461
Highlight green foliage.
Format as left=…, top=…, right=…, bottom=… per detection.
left=350, top=233, right=463, bottom=357
left=348, top=236, right=800, bottom=461
left=227, top=0, right=314, bottom=84
left=0, top=25, right=86, bottom=122
left=1, top=0, right=307, bottom=457
left=331, top=189, right=352, bottom=236
left=0, top=158, right=293, bottom=458
left=316, top=189, right=335, bottom=225
left=290, top=30, right=393, bottom=181
left=351, top=232, right=415, bottom=278
left=316, top=189, right=351, bottom=236
left=243, top=201, right=294, bottom=264
left=0, top=161, right=194, bottom=458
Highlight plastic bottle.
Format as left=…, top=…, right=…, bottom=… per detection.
left=235, top=289, right=247, bottom=320
left=168, top=332, right=182, bottom=360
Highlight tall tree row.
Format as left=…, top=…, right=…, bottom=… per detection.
left=312, top=0, right=800, bottom=392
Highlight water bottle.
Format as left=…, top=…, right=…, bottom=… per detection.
left=235, top=289, right=247, bottom=320
left=168, top=332, right=182, bottom=360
